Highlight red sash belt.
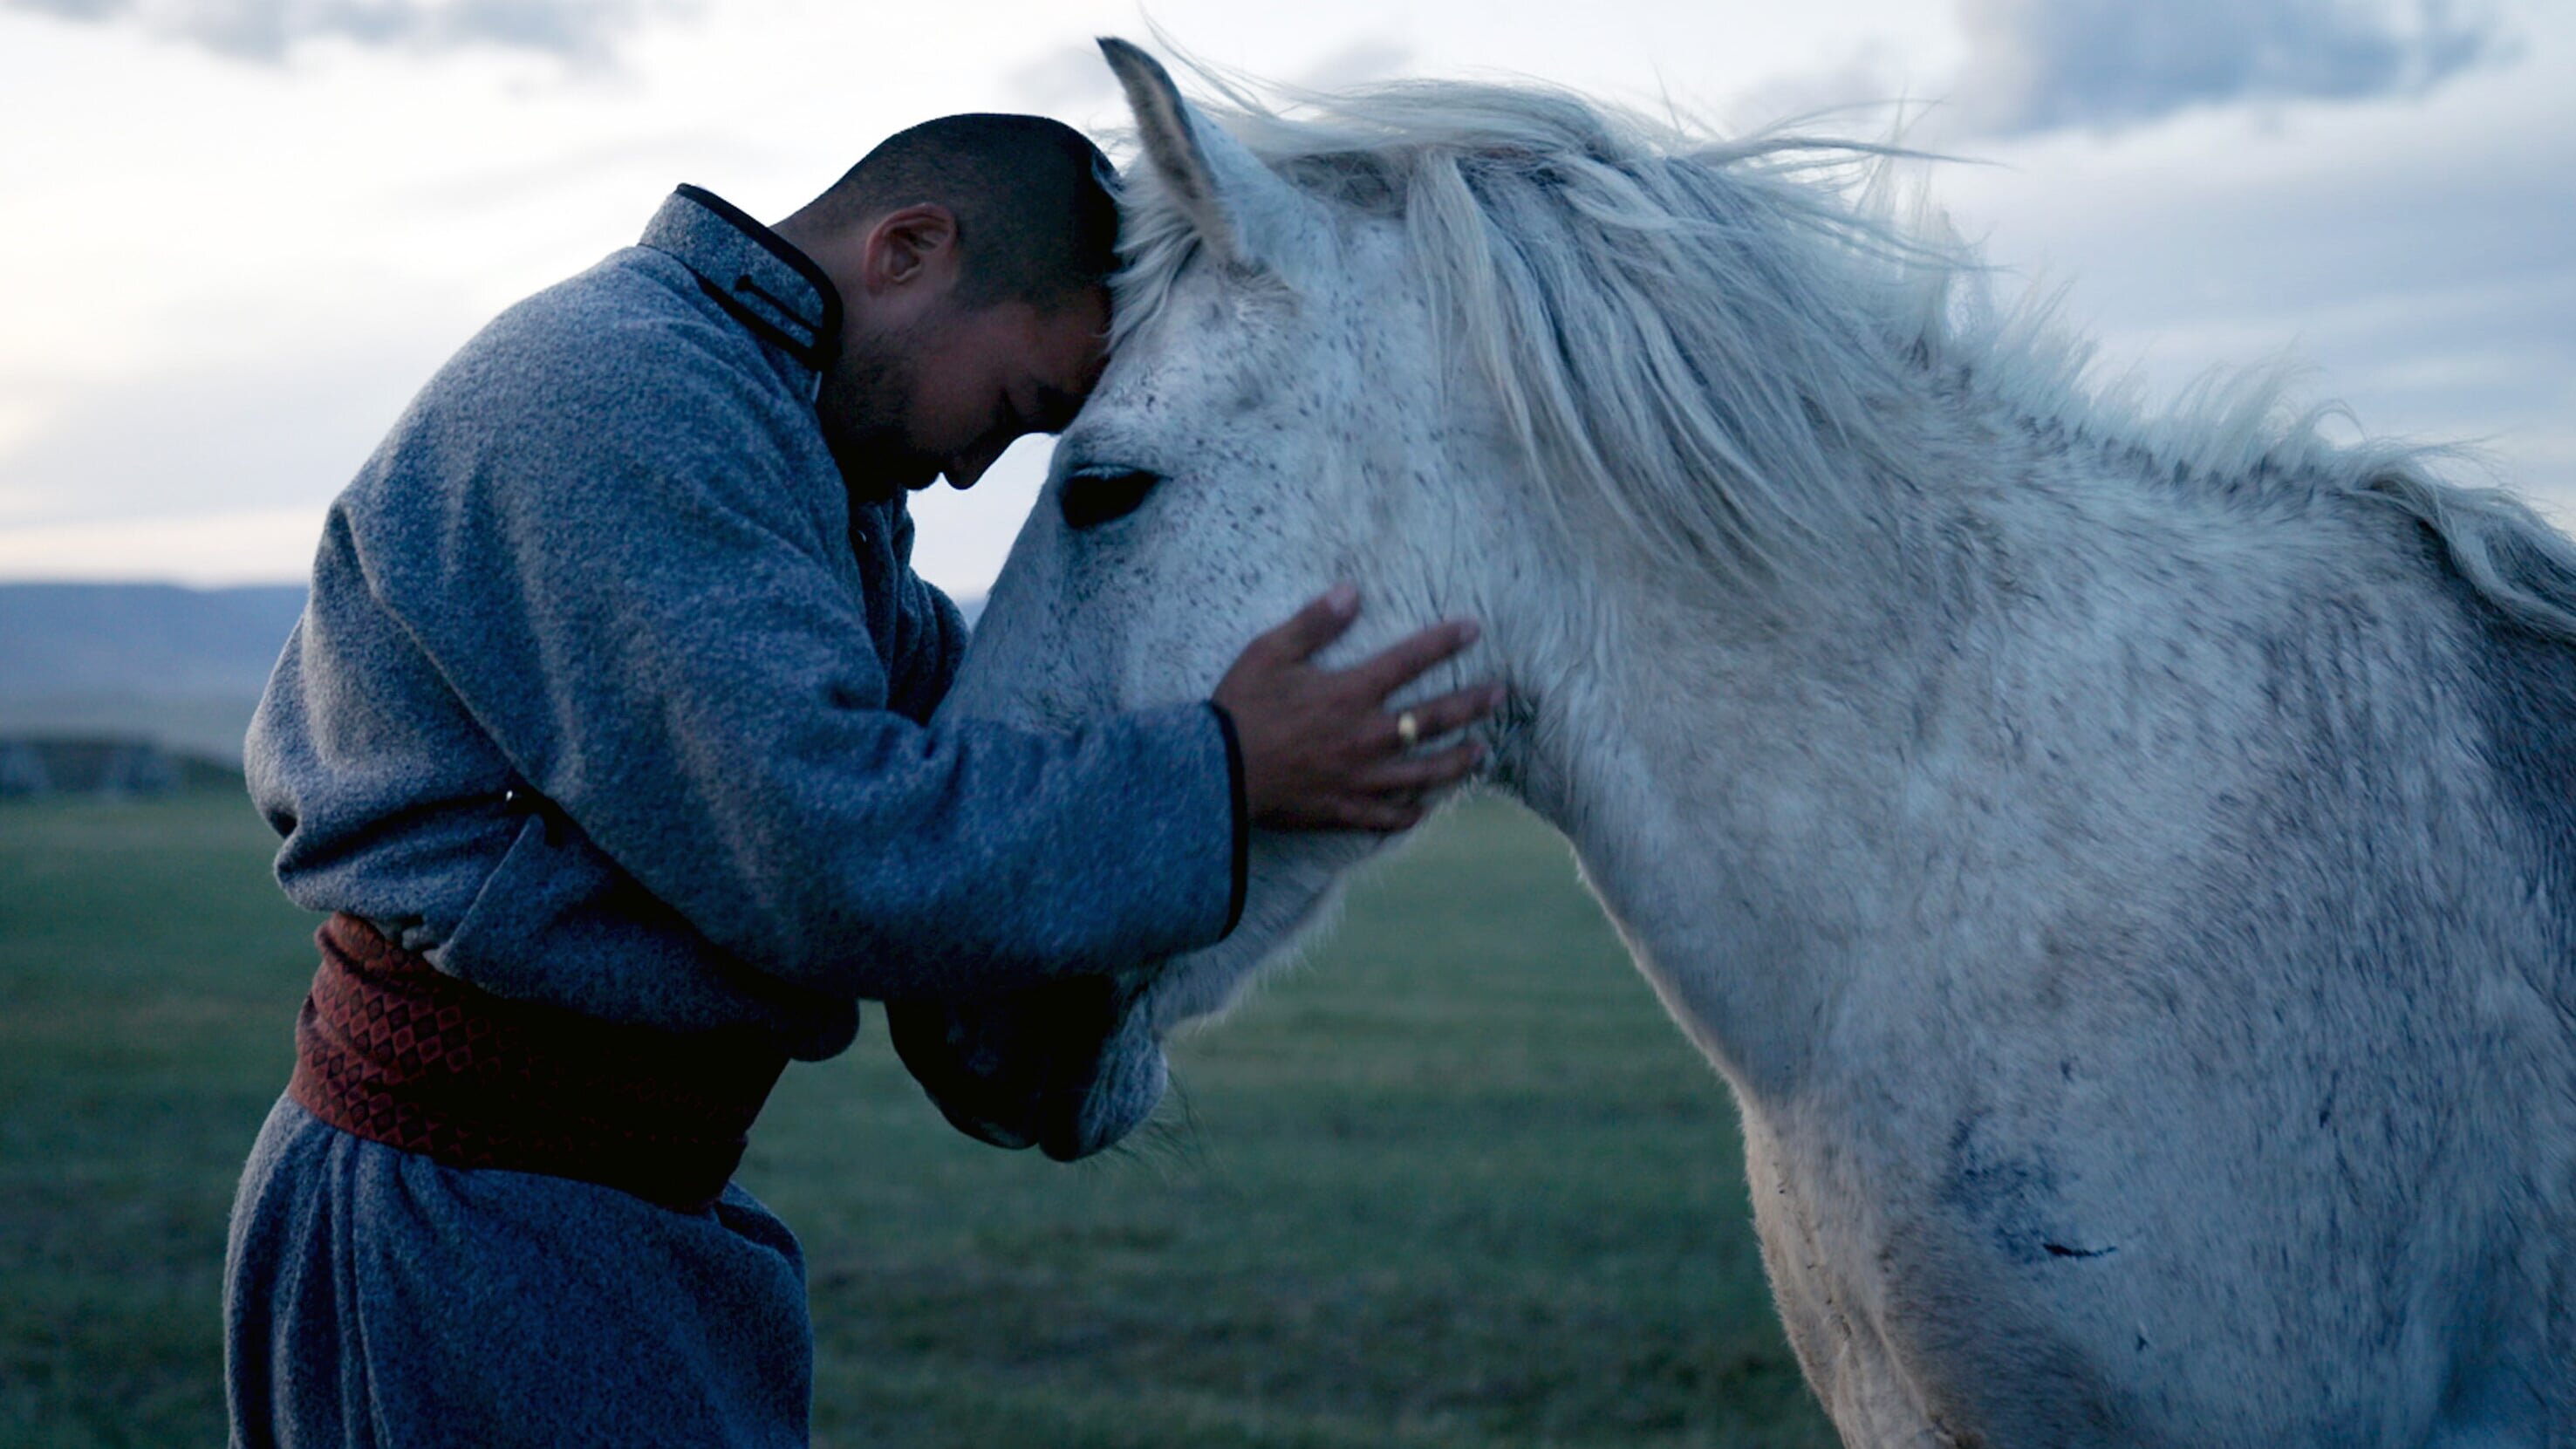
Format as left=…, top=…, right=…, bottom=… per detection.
left=288, top=913, right=789, bottom=1213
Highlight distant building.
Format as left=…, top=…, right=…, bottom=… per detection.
left=0, top=740, right=46, bottom=796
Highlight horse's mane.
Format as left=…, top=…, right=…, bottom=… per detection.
left=1108, top=66, right=2576, bottom=642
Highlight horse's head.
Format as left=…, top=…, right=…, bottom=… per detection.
left=912, top=39, right=1508, bottom=1159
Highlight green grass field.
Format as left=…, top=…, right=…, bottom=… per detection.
left=0, top=791, right=1833, bottom=1448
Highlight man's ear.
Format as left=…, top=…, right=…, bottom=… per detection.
left=861, top=203, right=960, bottom=297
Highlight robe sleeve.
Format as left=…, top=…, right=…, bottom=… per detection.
left=352, top=309, right=1240, bottom=1001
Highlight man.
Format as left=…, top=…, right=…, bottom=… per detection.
left=225, top=114, right=1497, bottom=1446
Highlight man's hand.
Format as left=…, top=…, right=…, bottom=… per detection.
left=1212, top=584, right=1506, bottom=833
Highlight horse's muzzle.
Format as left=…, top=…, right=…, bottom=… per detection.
left=885, top=977, right=1166, bottom=1161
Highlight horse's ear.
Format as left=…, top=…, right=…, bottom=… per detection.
left=1097, top=37, right=1312, bottom=271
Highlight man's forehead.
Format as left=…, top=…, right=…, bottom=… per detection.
left=1038, top=290, right=1112, bottom=412
left=1030, top=380, right=1087, bottom=434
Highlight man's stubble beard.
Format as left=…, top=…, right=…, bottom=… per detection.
left=820, top=322, right=941, bottom=502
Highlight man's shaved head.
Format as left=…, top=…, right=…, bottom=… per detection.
left=800, top=113, right=1121, bottom=311
left=778, top=113, right=1122, bottom=498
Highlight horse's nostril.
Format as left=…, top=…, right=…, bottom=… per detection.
left=1060, top=468, right=1162, bottom=530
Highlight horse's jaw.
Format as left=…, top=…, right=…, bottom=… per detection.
left=882, top=829, right=1381, bottom=1159
left=1029, top=840, right=1375, bottom=1152
left=1141, top=831, right=1380, bottom=1029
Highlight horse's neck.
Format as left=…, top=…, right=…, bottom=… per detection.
left=1493, top=574, right=1934, bottom=1102
left=1479, top=394, right=2364, bottom=1104
left=1469, top=456, right=1946, bottom=1100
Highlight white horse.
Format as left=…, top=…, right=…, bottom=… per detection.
left=912, top=39, right=2576, bottom=1446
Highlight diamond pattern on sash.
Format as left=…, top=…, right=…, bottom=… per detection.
left=287, top=913, right=789, bottom=1213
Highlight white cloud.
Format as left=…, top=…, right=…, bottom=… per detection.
left=1953, top=0, right=2515, bottom=136
left=3, top=0, right=675, bottom=64
left=1004, top=40, right=1124, bottom=114
left=0, top=506, right=326, bottom=583
left=0, top=0, right=2567, bottom=590
left=0, top=329, right=453, bottom=527
left=1730, top=0, right=2521, bottom=140
left=1933, top=31, right=2576, bottom=513
left=1295, top=36, right=1416, bottom=90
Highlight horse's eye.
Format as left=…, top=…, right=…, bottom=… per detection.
left=1059, top=467, right=1162, bottom=531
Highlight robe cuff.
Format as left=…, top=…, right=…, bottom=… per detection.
left=1206, top=701, right=1250, bottom=940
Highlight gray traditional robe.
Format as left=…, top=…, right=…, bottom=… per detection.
left=226, top=185, right=1244, bottom=1448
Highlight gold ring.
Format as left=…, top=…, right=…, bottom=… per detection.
left=1396, top=710, right=1421, bottom=749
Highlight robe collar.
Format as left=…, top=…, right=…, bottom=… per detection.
left=639, top=184, right=844, bottom=376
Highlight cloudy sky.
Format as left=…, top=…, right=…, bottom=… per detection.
left=0, top=0, right=2567, bottom=597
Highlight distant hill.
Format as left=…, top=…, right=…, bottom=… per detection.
left=0, top=583, right=304, bottom=762
left=0, top=580, right=985, bottom=764
left=1, top=583, right=305, bottom=697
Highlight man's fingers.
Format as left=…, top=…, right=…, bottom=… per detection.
left=1360, top=741, right=1485, bottom=792
left=1377, top=681, right=1507, bottom=751
left=1260, top=583, right=1363, bottom=665
left=1347, top=619, right=1479, bottom=701
left=1334, top=796, right=1425, bottom=833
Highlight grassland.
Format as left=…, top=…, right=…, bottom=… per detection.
left=0, top=791, right=1833, bottom=1447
